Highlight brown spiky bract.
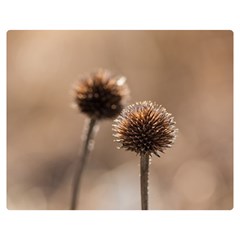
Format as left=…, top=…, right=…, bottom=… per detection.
left=74, top=69, right=129, bottom=120
left=113, top=101, right=177, bottom=157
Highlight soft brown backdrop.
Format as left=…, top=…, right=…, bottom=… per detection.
left=7, top=30, right=233, bottom=210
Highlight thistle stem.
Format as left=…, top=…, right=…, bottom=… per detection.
left=70, top=117, right=97, bottom=210
left=140, top=153, right=150, bottom=210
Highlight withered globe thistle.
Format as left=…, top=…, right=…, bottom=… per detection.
left=74, top=69, right=129, bottom=120
left=113, top=101, right=177, bottom=157
left=113, top=101, right=177, bottom=210
left=70, top=68, right=129, bottom=210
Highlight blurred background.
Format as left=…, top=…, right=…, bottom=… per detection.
left=7, top=30, right=233, bottom=210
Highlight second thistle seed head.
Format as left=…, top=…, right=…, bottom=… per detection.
left=112, top=101, right=178, bottom=157
left=74, top=69, right=129, bottom=120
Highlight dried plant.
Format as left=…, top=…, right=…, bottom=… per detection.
left=71, top=68, right=129, bottom=210
left=113, top=101, right=177, bottom=210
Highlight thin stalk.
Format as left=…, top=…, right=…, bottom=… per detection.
left=70, top=117, right=97, bottom=210
left=140, top=153, right=150, bottom=210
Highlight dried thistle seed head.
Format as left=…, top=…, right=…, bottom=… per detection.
left=112, top=101, right=178, bottom=157
left=74, top=69, right=129, bottom=120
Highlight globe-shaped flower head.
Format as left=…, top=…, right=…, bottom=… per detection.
left=113, top=101, right=178, bottom=157
left=74, top=69, right=129, bottom=120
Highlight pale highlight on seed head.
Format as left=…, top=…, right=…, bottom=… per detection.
left=74, top=68, right=129, bottom=120
left=112, top=101, right=178, bottom=157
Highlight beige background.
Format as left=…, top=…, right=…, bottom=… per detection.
left=7, top=30, right=233, bottom=210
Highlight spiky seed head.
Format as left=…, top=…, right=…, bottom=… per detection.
left=73, top=69, right=129, bottom=120
left=112, top=101, right=178, bottom=157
